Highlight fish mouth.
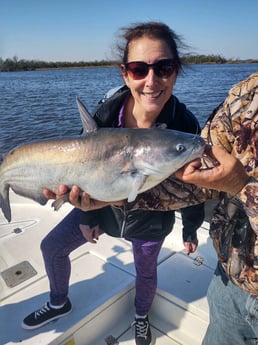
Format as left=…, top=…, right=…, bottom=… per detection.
left=202, top=145, right=220, bottom=167
left=181, top=141, right=206, bottom=167
left=141, top=90, right=163, bottom=99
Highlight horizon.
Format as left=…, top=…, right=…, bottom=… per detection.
left=2, top=55, right=258, bottom=64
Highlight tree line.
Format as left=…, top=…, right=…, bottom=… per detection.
left=0, top=57, right=117, bottom=72
left=1, top=55, right=257, bottom=72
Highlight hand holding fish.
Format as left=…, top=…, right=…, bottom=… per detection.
left=175, top=145, right=249, bottom=195
left=43, top=185, right=123, bottom=211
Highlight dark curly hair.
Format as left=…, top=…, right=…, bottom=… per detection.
left=115, top=21, right=187, bottom=75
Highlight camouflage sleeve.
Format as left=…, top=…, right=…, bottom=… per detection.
left=126, top=176, right=215, bottom=211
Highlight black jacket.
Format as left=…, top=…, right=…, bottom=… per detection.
left=80, top=86, right=204, bottom=241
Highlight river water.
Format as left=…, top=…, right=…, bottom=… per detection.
left=0, top=63, right=257, bottom=154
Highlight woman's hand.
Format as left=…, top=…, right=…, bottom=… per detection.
left=175, top=145, right=249, bottom=195
left=79, top=224, right=101, bottom=244
left=43, top=184, right=123, bottom=211
left=183, top=239, right=198, bottom=255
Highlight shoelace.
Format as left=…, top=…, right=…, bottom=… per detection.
left=134, top=319, right=149, bottom=339
left=35, top=303, right=51, bottom=318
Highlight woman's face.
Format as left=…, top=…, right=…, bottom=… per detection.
left=122, top=37, right=177, bottom=117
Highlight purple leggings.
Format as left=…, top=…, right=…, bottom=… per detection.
left=41, top=208, right=164, bottom=316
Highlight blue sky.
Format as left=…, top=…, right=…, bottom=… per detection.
left=1, top=0, right=257, bottom=62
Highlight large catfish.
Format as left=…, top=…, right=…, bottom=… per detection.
left=0, top=98, right=205, bottom=222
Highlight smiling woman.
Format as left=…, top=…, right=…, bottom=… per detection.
left=20, top=22, right=206, bottom=345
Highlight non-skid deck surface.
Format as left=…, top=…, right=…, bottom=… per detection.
left=0, top=193, right=217, bottom=344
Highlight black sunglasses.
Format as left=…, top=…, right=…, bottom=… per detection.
left=124, top=59, right=176, bottom=80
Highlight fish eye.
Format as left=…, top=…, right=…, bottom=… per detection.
left=176, top=144, right=185, bottom=152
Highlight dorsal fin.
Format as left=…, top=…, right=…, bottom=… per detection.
left=76, top=97, right=98, bottom=135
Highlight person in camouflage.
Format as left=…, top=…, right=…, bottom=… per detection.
left=183, top=72, right=258, bottom=344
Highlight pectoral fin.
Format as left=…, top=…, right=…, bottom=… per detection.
left=128, top=174, right=147, bottom=202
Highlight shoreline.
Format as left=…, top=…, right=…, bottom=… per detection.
left=1, top=60, right=258, bottom=73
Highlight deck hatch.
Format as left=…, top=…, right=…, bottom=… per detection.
left=105, top=335, right=119, bottom=345
left=1, top=261, right=37, bottom=287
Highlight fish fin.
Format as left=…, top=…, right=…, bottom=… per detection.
left=128, top=174, right=147, bottom=202
left=51, top=193, right=70, bottom=211
left=0, top=183, right=11, bottom=222
left=76, top=97, right=98, bottom=135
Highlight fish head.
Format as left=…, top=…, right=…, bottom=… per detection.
left=132, top=128, right=206, bottom=178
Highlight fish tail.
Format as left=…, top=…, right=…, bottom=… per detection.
left=0, top=181, right=11, bottom=222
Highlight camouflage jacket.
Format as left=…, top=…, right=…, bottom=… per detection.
left=130, top=71, right=258, bottom=296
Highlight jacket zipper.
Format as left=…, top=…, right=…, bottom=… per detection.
left=120, top=206, right=127, bottom=237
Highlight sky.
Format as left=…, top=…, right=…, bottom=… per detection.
left=1, top=0, right=257, bottom=62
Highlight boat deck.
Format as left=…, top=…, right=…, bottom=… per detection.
left=0, top=193, right=217, bottom=345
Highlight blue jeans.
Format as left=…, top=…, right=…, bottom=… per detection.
left=203, top=263, right=258, bottom=345
left=41, top=208, right=164, bottom=316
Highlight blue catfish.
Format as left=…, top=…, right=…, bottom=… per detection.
left=0, top=98, right=205, bottom=222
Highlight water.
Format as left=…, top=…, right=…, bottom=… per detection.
left=0, top=63, right=257, bottom=154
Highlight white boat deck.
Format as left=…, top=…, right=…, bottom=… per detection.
left=0, top=192, right=217, bottom=345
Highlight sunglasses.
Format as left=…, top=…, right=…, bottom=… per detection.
left=124, top=59, right=176, bottom=80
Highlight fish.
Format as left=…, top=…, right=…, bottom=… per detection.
left=0, top=98, right=206, bottom=222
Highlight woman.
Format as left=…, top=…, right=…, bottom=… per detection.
left=22, top=22, right=204, bottom=345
